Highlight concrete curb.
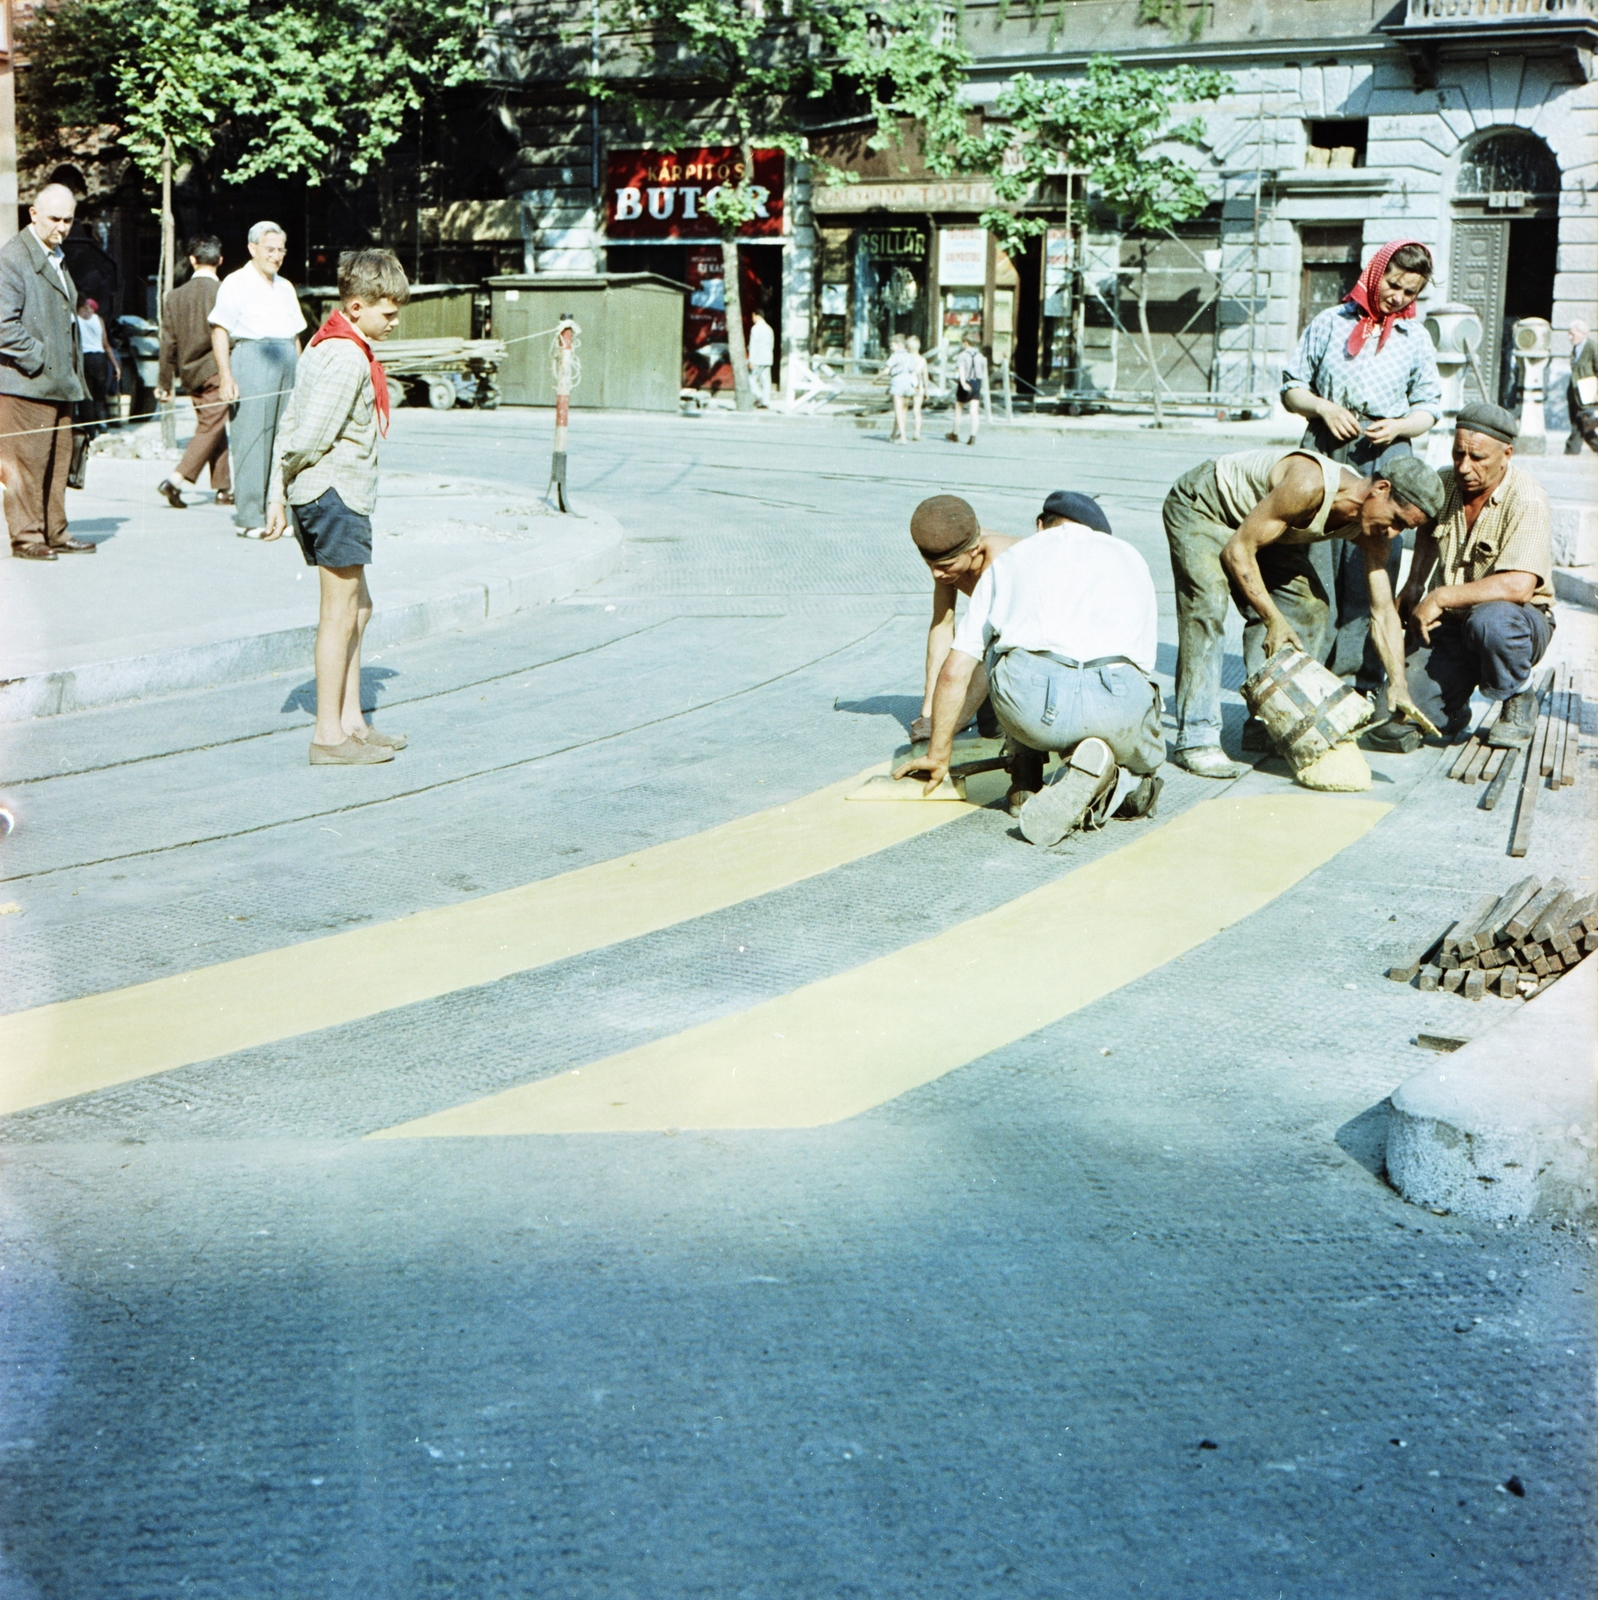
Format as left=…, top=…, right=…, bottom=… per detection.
left=1553, top=566, right=1598, bottom=610
left=1385, top=954, right=1597, bottom=1224
left=0, top=511, right=624, bottom=722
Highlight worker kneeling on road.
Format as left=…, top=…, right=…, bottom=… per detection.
left=895, top=493, right=1164, bottom=849
left=1372, top=402, right=1555, bottom=751
left=1164, top=446, right=1445, bottom=778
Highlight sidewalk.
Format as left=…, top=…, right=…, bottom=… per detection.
left=0, top=446, right=623, bottom=722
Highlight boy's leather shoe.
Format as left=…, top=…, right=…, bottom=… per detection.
left=157, top=478, right=188, bottom=508
left=353, top=726, right=408, bottom=751
left=51, top=538, right=96, bottom=553
left=12, top=543, right=56, bottom=560
left=310, top=738, right=394, bottom=766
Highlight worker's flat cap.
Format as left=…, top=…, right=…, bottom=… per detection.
left=1381, top=454, right=1446, bottom=519
left=1040, top=490, right=1112, bottom=533
left=1455, top=401, right=1519, bottom=444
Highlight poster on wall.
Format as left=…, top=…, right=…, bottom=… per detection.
left=606, top=149, right=785, bottom=241
left=682, top=246, right=768, bottom=390
left=938, top=227, right=986, bottom=287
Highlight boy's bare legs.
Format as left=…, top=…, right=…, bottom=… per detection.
left=912, top=393, right=923, bottom=440
left=339, top=567, right=374, bottom=738
left=313, top=564, right=364, bottom=747
left=967, top=398, right=981, bottom=443
left=891, top=395, right=908, bottom=442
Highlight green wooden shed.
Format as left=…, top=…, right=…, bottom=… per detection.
left=488, top=274, right=688, bottom=411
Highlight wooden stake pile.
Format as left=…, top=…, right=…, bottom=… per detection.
left=1385, top=877, right=1597, bottom=1001
left=1507, top=663, right=1587, bottom=857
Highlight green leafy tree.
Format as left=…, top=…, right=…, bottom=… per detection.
left=591, top=0, right=968, bottom=410
left=20, top=0, right=489, bottom=186
left=946, top=56, right=1229, bottom=422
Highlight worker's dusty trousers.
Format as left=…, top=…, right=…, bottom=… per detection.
left=1163, top=460, right=1330, bottom=752
left=176, top=376, right=231, bottom=491
left=228, top=338, right=296, bottom=529
left=987, top=649, right=1166, bottom=774
left=0, top=395, right=74, bottom=549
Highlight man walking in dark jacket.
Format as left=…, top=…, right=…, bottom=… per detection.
left=157, top=234, right=231, bottom=507
left=0, top=183, right=93, bottom=559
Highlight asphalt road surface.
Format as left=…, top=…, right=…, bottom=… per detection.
left=1, top=408, right=1592, bottom=1598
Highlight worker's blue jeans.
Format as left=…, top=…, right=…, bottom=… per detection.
left=986, top=649, right=1166, bottom=774
left=1405, top=601, right=1554, bottom=734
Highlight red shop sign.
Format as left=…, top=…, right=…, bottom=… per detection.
left=605, top=147, right=784, bottom=241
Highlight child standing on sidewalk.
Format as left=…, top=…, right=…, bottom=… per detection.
left=265, top=249, right=409, bottom=766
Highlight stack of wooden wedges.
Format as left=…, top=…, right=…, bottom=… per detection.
left=1385, top=877, right=1596, bottom=1001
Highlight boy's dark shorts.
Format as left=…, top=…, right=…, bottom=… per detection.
left=956, top=379, right=983, bottom=404
left=290, top=488, right=372, bottom=569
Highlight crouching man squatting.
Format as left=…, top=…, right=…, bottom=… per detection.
left=1164, top=446, right=1445, bottom=778
left=1370, top=402, right=1555, bottom=751
left=895, top=494, right=1163, bottom=848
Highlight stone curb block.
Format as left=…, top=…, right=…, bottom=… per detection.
left=1553, top=566, right=1597, bottom=610
left=0, top=516, right=623, bottom=723
left=1385, top=954, right=1597, bottom=1224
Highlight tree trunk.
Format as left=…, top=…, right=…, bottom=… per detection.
left=721, top=235, right=752, bottom=412
left=160, top=136, right=176, bottom=448
left=1135, top=244, right=1164, bottom=429
left=721, top=139, right=756, bottom=413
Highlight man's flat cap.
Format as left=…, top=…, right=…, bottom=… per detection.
left=1455, top=401, right=1519, bottom=444
left=1040, top=490, right=1113, bottom=533
left=1382, top=454, right=1446, bottom=520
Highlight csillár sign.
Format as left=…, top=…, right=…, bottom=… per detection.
left=606, top=149, right=785, bottom=240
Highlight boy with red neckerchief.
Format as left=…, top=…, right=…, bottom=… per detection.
left=266, top=249, right=409, bottom=765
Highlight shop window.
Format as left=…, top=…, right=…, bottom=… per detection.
left=1304, top=119, right=1367, bottom=170
left=1297, top=224, right=1363, bottom=335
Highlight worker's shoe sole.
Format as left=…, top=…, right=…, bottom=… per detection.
left=1018, top=737, right=1117, bottom=848
left=310, top=738, right=394, bottom=766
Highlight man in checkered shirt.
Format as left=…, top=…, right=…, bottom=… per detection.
left=1372, top=402, right=1555, bottom=751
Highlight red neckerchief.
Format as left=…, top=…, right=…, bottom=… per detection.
left=1343, top=237, right=1430, bottom=358
left=309, top=309, right=389, bottom=435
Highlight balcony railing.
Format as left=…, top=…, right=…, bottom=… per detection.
left=1404, top=0, right=1597, bottom=21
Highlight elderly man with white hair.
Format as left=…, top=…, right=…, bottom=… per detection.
left=0, top=182, right=95, bottom=559
left=1566, top=318, right=1597, bottom=456
left=209, top=220, right=306, bottom=538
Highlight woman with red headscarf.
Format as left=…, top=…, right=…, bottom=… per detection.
left=1279, top=238, right=1442, bottom=707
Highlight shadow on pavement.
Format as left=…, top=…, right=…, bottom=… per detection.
left=281, top=664, right=400, bottom=716
left=1336, top=1098, right=1392, bottom=1177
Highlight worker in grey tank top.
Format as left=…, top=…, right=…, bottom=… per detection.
left=1162, top=447, right=1446, bottom=779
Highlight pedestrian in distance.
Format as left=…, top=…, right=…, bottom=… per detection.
left=210, top=220, right=306, bottom=538
left=264, top=248, right=410, bottom=766
left=946, top=329, right=986, bottom=446
left=74, top=294, right=119, bottom=427
left=1565, top=318, right=1597, bottom=455
left=0, top=182, right=96, bottom=560
left=747, top=307, right=775, bottom=409
left=885, top=332, right=918, bottom=444
left=906, top=334, right=928, bottom=441
left=157, top=234, right=232, bottom=508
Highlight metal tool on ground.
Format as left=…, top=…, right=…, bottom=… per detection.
left=545, top=316, right=579, bottom=513
left=1388, top=876, right=1597, bottom=1000
left=848, top=734, right=1020, bottom=802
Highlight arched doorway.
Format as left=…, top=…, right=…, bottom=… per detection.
left=1449, top=129, right=1560, bottom=406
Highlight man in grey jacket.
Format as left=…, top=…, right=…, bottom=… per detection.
left=0, top=183, right=93, bottom=559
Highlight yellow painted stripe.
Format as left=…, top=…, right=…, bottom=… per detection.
left=0, top=767, right=1003, bottom=1117
left=372, top=792, right=1388, bottom=1139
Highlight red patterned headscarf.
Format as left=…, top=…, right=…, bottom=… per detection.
left=1343, top=238, right=1431, bottom=358
left=309, top=309, right=390, bottom=435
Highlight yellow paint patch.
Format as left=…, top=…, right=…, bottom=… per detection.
left=372, top=792, right=1388, bottom=1139
left=0, top=766, right=1002, bottom=1118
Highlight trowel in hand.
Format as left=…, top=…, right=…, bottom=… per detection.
left=846, top=734, right=1009, bottom=801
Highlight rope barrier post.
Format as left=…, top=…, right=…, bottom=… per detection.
left=546, top=315, right=579, bottom=513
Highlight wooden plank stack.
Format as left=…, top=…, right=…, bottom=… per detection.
left=1507, top=664, right=1586, bottom=856
left=1385, top=876, right=1597, bottom=1001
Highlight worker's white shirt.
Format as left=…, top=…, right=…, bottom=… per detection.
left=208, top=264, right=307, bottom=342
left=951, top=524, right=1159, bottom=674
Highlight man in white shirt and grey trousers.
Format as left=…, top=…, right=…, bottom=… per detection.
left=209, top=220, right=307, bottom=537
left=896, top=492, right=1165, bottom=848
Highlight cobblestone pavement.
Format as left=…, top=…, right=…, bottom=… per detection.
left=0, top=411, right=1593, bottom=1598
